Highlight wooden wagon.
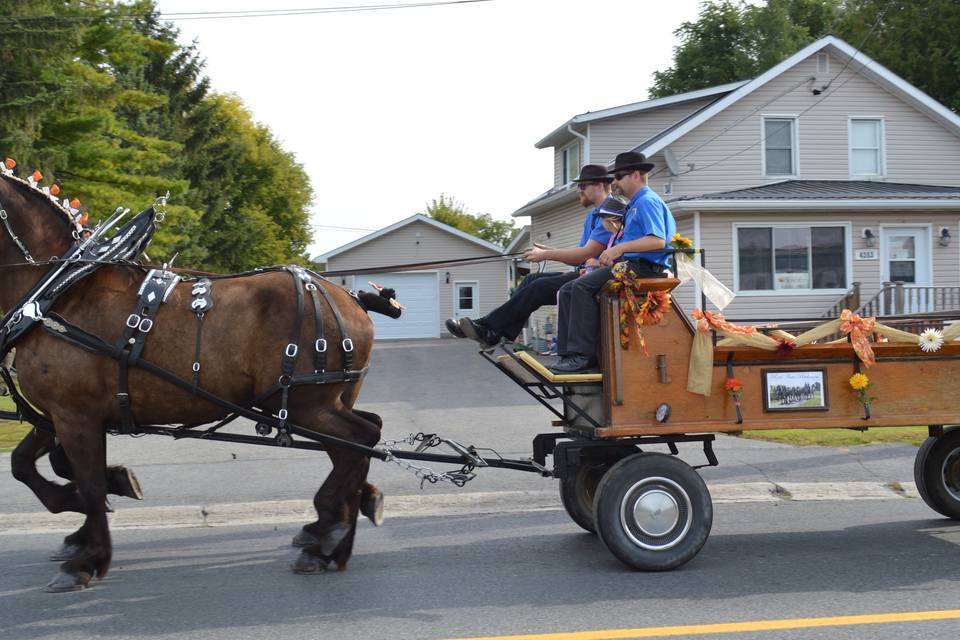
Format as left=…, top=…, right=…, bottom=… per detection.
left=486, top=278, right=960, bottom=571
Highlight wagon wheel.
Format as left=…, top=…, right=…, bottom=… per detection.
left=593, top=452, right=712, bottom=571
left=914, top=427, right=960, bottom=520
left=559, top=464, right=606, bottom=534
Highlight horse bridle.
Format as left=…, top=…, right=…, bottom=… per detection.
left=0, top=202, right=36, bottom=264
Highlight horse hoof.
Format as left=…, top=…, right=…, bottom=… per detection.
left=360, top=490, right=384, bottom=527
left=113, top=467, right=144, bottom=500
left=291, top=529, right=322, bottom=548
left=44, top=570, right=91, bottom=593
left=49, top=544, right=83, bottom=562
left=291, top=550, right=330, bottom=574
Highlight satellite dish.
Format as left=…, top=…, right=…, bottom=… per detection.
left=663, top=148, right=680, bottom=176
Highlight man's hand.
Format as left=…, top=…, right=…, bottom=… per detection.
left=584, top=258, right=600, bottom=269
left=598, top=244, right=624, bottom=266
left=524, top=243, right=552, bottom=263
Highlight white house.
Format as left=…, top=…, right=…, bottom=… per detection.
left=513, top=35, right=960, bottom=325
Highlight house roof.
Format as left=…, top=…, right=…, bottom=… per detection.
left=634, top=35, right=960, bottom=160
left=317, top=213, right=503, bottom=261
left=535, top=81, right=749, bottom=149
left=504, top=225, right=530, bottom=254
left=513, top=36, right=960, bottom=218
left=669, top=180, right=960, bottom=211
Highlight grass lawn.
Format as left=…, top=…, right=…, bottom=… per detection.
left=0, top=394, right=31, bottom=453
left=742, top=426, right=929, bottom=447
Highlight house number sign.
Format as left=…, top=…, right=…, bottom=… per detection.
left=855, top=249, right=878, bottom=260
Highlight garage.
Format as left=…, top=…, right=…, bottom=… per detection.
left=361, top=271, right=438, bottom=339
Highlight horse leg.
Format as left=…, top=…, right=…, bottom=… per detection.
left=10, top=429, right=85, bottom=515
left=292, top=408, right=379, bottom=574
left=44, top=421, right=112, bottom=593
left=351, top=408, right=384, bottom=526
left=49, top=441, right=143, bottom=500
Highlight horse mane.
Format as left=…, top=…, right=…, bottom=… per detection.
left=0, top=172, right=78, bottom=234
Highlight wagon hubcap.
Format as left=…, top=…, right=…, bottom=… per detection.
left=943, top=447, right=960, bottom=502
left=633, top=489, right=679, bottom=537
left=620, top=477, right=692, bottom=551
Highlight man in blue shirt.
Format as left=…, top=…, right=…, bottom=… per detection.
left=551, top=151, right=676, bottom=373
left=448, top=165, right=613, bottom=347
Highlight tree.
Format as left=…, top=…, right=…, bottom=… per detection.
left=649, top=0, right=960, bottom=115
left=650, top=0, right=840, bottom=98
left=424, top=194, right=517, bottom=247
left=835, top=0, right=960, bottom=113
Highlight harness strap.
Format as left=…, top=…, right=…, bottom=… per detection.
left=306, top=282, right=327, bottom=373
left=0, top=205, right=35, bottom=264
left=192, top=312, right=204, bottom=392
left=277, top=267, right=307, bottom=432
left=39, top=314, right=378, bottom=458
left=314, top=277, right=354, bottom=372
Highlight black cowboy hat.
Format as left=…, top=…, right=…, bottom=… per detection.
left=572, top=164, right=614, bottom=183
left=609, top=151, right=655, bottom=175
left=597, top=194, right=629, bottom=218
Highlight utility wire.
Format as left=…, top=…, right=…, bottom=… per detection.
left=0, top=1, right=492, bottom=23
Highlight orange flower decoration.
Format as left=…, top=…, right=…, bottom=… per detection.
left=69, top=198, right=81, bottom=209
left=839, top=309, right=876, bottom=366
left=30, top=170, right=42, bottom=182
left=50, top=184, right=60, bottom=196
left=4, top=158, right=16, bottom=169
left=692, top=309, right=755, bottom=335
left=78, top=212, right=89, bottom=225
left=724, top=377, right=743, bottom=406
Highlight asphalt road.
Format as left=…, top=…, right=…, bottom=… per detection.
left=2, top=338, right=959, bottom=639
left=2, top=500, right=959, bottom=640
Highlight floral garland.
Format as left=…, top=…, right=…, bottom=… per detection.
left=608, top=262, right=672, bottom=352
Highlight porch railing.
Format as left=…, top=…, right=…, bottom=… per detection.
left=856, top=282, right=960, bottom=317
left=821, top=282, right=861, bottom=318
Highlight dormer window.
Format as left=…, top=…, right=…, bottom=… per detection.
left=561, top=142, right=580, bottom=184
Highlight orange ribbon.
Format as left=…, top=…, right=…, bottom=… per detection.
left=839, top=309, right=876, bottom=366
left=692, top=309, right=755, bottom=335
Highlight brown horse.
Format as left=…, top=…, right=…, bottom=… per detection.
left=0, top=174, right=383, bottom=592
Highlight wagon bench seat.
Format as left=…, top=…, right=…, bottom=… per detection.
left=496, top=351, right=602, bottom=384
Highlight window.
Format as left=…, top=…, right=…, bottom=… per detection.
left=849, top=118, right=884, bottom=176
left=817, top=53, right=830, bottom=75
left=736, top=225, right=847, bottom=292
left=561, top=142, right=580, bottom=184
left=762, top=117, right=798, bottom=177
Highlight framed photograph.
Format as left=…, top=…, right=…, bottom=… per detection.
left=762, top=368, right=828, bottom=412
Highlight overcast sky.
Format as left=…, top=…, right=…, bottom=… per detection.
left=155, top=0, right=704, bottom=257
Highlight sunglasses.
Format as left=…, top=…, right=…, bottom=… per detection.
left=576, top=182, right=599, bottom=191
left=613, top=170, right=635, bottom=181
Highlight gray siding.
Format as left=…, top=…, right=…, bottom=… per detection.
left=325, top=220, right=509, bottom=334
left=660, top=52, right=960, bottom=199
left=528, top=200, right=589, bottom=338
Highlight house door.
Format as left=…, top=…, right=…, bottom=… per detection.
left=880, top=227, right=931, bottom=312
left=453, top=281, right=479, bottom=320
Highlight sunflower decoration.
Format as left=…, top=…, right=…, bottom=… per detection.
left=669, top=233, right=693, bottom=250
left=849, top=372, right=875, bottom=415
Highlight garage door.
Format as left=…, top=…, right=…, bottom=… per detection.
left=362, top=272, right=438, bottom=339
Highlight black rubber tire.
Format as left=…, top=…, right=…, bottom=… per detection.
left=559, top=464, right=607, bottom=534
left=914, top=435, right=937, bottom=514
left=593, top=452, right=712, bottom=571
left=915, top=428, right=960, bottom=520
